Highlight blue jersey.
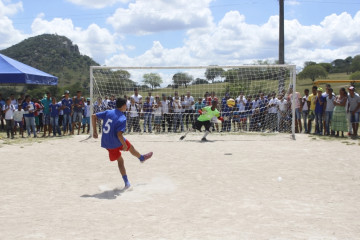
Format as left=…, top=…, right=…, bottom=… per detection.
left=22, top=101, right=36, bottom=117
left=62, top=98, right=73, bottom=114
left=49, top=103, right=60, bottom=117
left=96, top=109, right=127, bottom=149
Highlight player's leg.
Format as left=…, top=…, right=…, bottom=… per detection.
left=116, top=156, right=130, bottom=188
left=201, top=121, right=211, bottom=141
left=127, top=143, right=153, bottom=163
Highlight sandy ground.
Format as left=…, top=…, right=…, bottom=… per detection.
left=0, top=133, right=360, bottom=240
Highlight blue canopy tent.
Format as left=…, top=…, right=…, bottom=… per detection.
left=0, top=53, right=58, bottom=85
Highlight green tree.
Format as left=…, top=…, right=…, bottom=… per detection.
left=298, top=65, right=328, bottom=82
left=192, top=78, right=208, bottom=85
left=205, top=67, right=224, bottom=83
left=351, top=55, right=360, bottom=73
left=172, top=72, right=193, bottom=88
left=304, top=61, right=317, bottom=67
left=143, top=73, right=163, bottom=90
left=318, top=63, right=332, bottom=73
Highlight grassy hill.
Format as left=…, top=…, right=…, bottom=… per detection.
left=0, top=34, right=99, bottom=93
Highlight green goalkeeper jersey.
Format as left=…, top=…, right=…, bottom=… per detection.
left=197, top=106, right=220, bottom=122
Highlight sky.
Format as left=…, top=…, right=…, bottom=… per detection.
left=1, top=0, right=360, bottom=70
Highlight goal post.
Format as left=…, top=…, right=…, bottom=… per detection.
left=90, top=65, right=296, bottom=139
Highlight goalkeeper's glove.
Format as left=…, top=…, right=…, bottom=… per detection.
left=198, top=110, right=203, bottom=115
left=218, top=117, right=224, bottom=122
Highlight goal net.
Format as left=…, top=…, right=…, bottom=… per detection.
left=90, top=65, right=296, bottom=138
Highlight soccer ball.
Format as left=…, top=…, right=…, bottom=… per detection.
left=226, top=98, right=235, bottom=107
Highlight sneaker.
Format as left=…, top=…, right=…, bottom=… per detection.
left=124, top=182, right=131, bottom=189
left=201, top=137, right=207, bottom=142
left=141, top=152, right=153, bottom=163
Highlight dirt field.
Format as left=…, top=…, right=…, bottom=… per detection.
left=0, top=133, right=359, bottom=240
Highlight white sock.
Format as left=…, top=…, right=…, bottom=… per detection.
left=202, top=131, right=210, bottom=139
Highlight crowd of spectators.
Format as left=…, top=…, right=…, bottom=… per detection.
left=0, top=84, right=359, bottom=139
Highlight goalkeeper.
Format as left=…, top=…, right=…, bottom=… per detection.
left=180, top=100, right=223, bottom=141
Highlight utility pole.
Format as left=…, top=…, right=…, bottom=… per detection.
left=278, top=0, right=285, bottom=94
left=279, top=0, right=285, bottom=64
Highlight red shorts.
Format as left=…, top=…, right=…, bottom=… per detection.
left=106, top=139, right=132, bottom=161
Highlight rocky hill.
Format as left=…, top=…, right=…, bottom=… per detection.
left=0, top=34, right=99, bottom=87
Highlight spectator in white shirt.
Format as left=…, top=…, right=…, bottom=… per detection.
left=3, top=98, right=15, bottom=138
left=267, top=93, right=279, bottom=132
left=161, top=94, right=171, bottom=132
left=184, top=91, right=195, bottom=130
left=301, top=89, right=310, bottom=133
left=13, top=103, right=25, bottom=138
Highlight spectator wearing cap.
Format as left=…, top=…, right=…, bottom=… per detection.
left=331, top=87, right=348, bottom=137
left=61, top=90, right=73, bottom=135
left=347, top=86, right=360, bottom=138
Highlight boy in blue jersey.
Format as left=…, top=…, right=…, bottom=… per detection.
left=92, top=97, right=153, bottom=188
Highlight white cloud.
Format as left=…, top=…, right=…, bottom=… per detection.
left=105, top=10, right=360, bottom=69
left=0, top=0, right=22, bottom=16
left=66, top=0, right=131, bottom=9
left=0, top=0, right=26, bottom=49
left=106, top=0, right=213, bottom=34
left=30, top=15, right=123, bottom=63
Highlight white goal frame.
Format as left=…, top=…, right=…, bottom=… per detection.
left=90, top=65, right=297, bottom=139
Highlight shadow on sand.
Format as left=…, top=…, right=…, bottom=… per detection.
left=81, top=187, right=130, bottom=200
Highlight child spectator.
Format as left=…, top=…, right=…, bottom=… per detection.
left=347, top=86, right=360, bottom=138
left=13, top=103, right=25, bottom=138
left=153, top=96, right=162, bottom=133
left=3, top=98, right=15, bottom=138
left=82, top=98, right=91, bottom=134
left=33, top=98, right=42, bottom=133
left=49, top=97, right=62, bottom=136
left=143, top=96, right=153, bottom=133
left=331, top=88, right=348, bottom=137
left=324, top=88, right=335, bottom=136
